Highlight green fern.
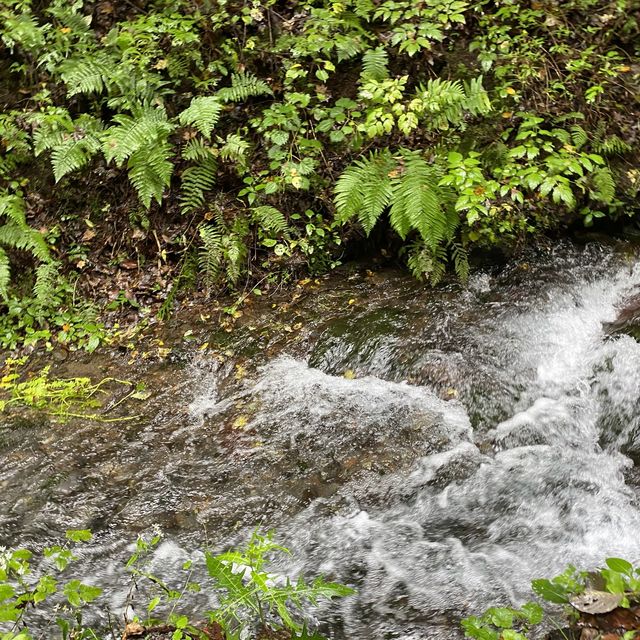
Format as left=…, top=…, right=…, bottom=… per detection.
left=0, top=247, right=10, bottom=299
left=360, top=47, right=389, bottom=82
left=59, top=56, right=112, bottom=96
left=413, top=77, right=491, bottom=129
left=102, top=108, right=173, bottom=166
left=335, top=149, right=461, bottom=281
left=216, top=72, right=273, bottom=103
left=590, top=166, right=616, bottom=203
left=128, top=142, right=174, bottom=208
left=102, top=108, right=175, bottom=207
left=0, top=192, right=57, bottom=300
left=390, top=150, right=455, bottom=249
left=334, top=150, right=395, bottom=232
left=180, top=155, right=217, bottom=215
left=252, top=206, right=289, bottom=234
left=199, top=222, right=224, bottom=286
left=179, top=96, right=223, bottom=138
left=219, top=134, right=250, bottom=169
left=451, top=241, right=469, bottom=282
left=570, top=124, right=588, bottom=150
left=33, top=261, right=59, bottom=301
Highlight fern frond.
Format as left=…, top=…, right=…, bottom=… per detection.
left=360, top=47, right=389, bottom=82
left=51, top=135, right=100, bottom=182
left=128, top=142, right=174, bottom=208
left=180, top=155, right=217, bottom=215
left=102, top=108, right=173, bottom=166
left=451, top=242, right=469, bottom=282
left=0, top=247, right=10, bottom=300
left=570, top=125, right=588, bottom=149
left=0, top=193, right=27, bottom=226
left=34, top=261, right=59, bottom=301
left=216, top=72, right=273, bottom=103
left=390, top=150, right=452, bottom=248
left=225, top=233, right=247, bottom=285
left=334, top=150, right=394, bottom=233
left=179, top=96, right=223, bottom=138
left=199, top=223, right=223, bottom=286
left=219, top=134, right=250, bottom=167
left=252, top=206, right=288, bottom=234
left=591, top=166, right=616, bottom=203
left=60, top=56, right=112, bottom=96
left=463, top=76, right=492, bottom=116
left=182, top=138, right=212, bottom=162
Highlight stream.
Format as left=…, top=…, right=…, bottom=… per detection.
left=2, top=239, right=640, bottom=638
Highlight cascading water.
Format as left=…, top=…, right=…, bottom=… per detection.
left=2, top=240, right=640, bottom=638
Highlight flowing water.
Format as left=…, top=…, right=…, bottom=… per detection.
left=2, top=240, right=640, bottom=638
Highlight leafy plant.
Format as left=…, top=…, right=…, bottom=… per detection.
left=205, top=530, right=354, bottom=639
left=0, top=529, right=102, bottom=640
left=0, top=358, right=146, bottom=422
left=463, top=557, right=640, bottom=640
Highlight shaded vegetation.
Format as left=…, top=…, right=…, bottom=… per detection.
left=0, top=0, right=638, bottom=347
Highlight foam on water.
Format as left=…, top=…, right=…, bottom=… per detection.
left=253, top=253, right=640, bottom=638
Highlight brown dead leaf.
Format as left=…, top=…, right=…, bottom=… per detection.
left=571, top=591, right=623, bottom=614
left=122, top=622, right=145, bottom=639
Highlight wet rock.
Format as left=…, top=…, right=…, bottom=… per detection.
left=603, top=289, right=640, bottom=340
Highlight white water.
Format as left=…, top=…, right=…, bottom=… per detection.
left=201, top=249, right=640, bottom=639
left=3, top=242, right=640, bottom=639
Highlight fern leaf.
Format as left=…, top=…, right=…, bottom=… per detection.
left=180, top=155, right=217, bottom=215
left=0, top=193, right=27, bottom=226
left=60, top=57, right=112, bottom=96
left=334, top=150, right=394, bottom=233
left=390, top=151, right=453, bottom=248
left=570, top=125, right=588, bottom=150
left=102, top=108, right=173, bottom=166
left=216, top=72, right=273, bottom=103
left=360, top=47, right=389, bottom=82
left=252, top=206, right=288, bottom=234
left=179, top=96, right=223, bottom=138
left=0, top=247, right=10, bottom=299
left=182, top=138, right=213, bottom=162
left=220, top=134, right=250, bottom=168
left=591, top=166, right=616, bottom=204
left=451, top=242, right=469, bottom=282
left=128, top=142, right=174, bottom=208
left=199, top=223, right=223, bottom=286
left=34, top=261, right=59, bottom=301
left=51, top=135, right=100, bottom=182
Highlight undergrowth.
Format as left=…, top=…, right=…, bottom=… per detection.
left=0, top=0, right=638, bottom=341
left=0, top=528, right=354, bottom=640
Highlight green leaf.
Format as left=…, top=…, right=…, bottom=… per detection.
left=531, top=578, right=569, bottom=604
left=66, top=529, right=92, bottom=543
left=606, top=558, right=633, bottom=575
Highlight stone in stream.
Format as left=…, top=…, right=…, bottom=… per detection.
left=603, top=289, right=640, bottom=340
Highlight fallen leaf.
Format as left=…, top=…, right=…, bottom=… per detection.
left=232, top=415, right=248, bottom=429
left=571, top=591, right=623, bottom=614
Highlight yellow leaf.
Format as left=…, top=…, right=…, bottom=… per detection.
left=505, top=87, right=516, bottom=95
left=348, top=298, right=356, bottom=305
left=502, top=111, right=513, bottom=118
left=233, top=415, right=248, bottom=429
left=343, top=369, right=355, bottom=379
